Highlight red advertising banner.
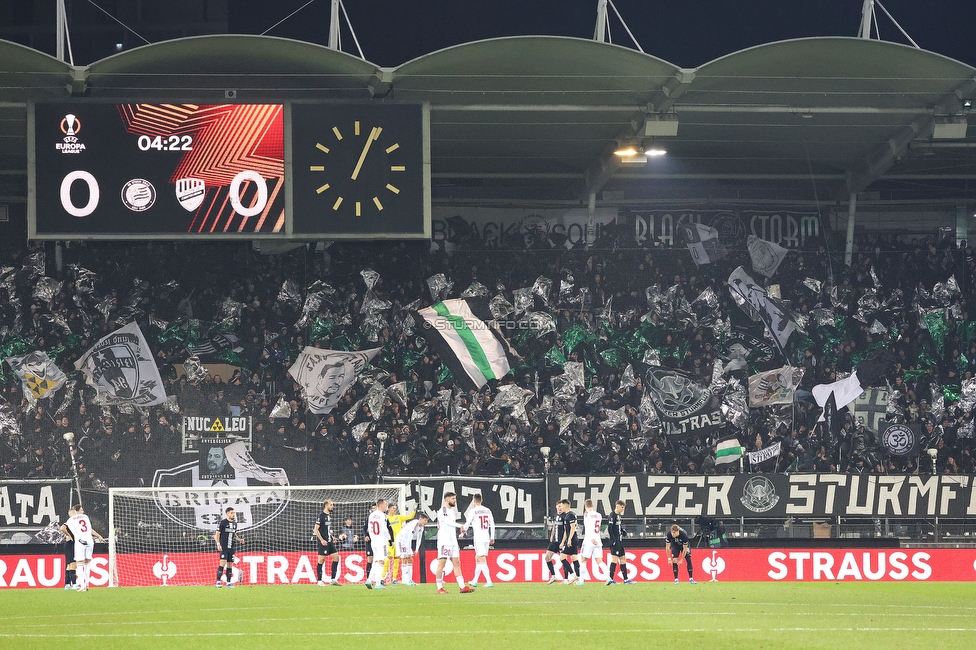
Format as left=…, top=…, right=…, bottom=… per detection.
left=4, top=548, right=975, bottom=588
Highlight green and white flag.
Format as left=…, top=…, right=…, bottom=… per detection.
left=715, top=438, right=744, bottom=465
left=416, top=299, right=512, bottom=391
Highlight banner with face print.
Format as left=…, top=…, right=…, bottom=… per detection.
left=288, top=346, right=381, bottom=414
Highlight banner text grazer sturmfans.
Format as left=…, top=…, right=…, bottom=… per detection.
left=551, top=474, right=976, bottom=518
left=383, top=476, right=544, bottom=525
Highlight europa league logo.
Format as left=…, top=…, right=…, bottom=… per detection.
left=60, top=114, right=80, bottom=136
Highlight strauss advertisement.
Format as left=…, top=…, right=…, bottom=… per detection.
left=2, top=548, right=972, bottom=587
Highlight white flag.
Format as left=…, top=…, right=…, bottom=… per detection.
left=747, top=441, right=782, bottom=465
left=812, top=372, right=865, bottom=420
left=747, top=235, right=789, bottom=278
left=748, top=365, right=801, bottom=407
left=288, top=346, right=381, bottom=414
left=4, top=351, right=66, bottom=403
left=74, top=321, right=167, bottom=406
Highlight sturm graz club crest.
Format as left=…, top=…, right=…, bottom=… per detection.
left=646, top=368, right=710, bottom=420
left=881, top=422, right=917, bottom=456
left=740, top=476, right=780, bottom=513
left=93, top=339, right=140, bottom=400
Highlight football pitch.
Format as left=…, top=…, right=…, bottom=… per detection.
left=1, top=582, right=973, bottom=649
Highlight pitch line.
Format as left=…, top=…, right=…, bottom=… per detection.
left=1, top=628, right=975, bottom=639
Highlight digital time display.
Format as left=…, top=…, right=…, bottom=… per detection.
left=32, top=103, right=285, bottom=237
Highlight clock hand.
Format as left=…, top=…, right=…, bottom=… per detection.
left=351, top=126, right=382, bottom=180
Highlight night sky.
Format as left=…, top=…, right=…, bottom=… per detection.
left=227, top=0, right=976, bottom=68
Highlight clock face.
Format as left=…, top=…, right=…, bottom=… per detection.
left=292, top=104, right=427, bottom=238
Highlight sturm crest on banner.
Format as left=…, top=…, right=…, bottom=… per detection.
left=644, top=367, right=726, bottom=440
left=74, top=321, right=167, bottom=406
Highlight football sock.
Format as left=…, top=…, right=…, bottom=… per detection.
left=216, top=566, right=225, bottom=582
left=66, top=569, right=75, bottom=585
left=77, top=564, right=88, bottom=589
left=456, top=574, right=466, bottom=587
left=572, top=560, right=581, bottom=578
left=402, top=564, right=412, bottom=583
left=672, top=563, right=679, bottom=579
left=225, top=566, right=234, bottom=582
left=562, top=559, right=573, bottom=577
left=619, top=564, right=629, bottom=580
left=316, top=563, right=323, bottom=581
left=686, top=557, right=694, bottom=579
left=546, top=559, right=555, bottom=577
left=331, top=560, right=339, bottom=580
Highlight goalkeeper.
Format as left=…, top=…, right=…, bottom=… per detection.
left=383, top=504, right=415, bottom=584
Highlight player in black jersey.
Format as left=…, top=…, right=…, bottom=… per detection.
left=544, top=501, right=564, bottom=584
left=605, top=500, right=633, bottom=585
left=60, top=506, right=78, bottom=590
left=666, top=523, right=696, bottom=584
left=558, top=499, right=582, bottom=585
left=215, top=507, right=244, bottom=588
left=315, top=499, right=344, bottom=586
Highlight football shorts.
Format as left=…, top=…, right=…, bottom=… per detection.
left=63, top=540, right=75, bottom=563
left=579, top=541, right=603, bottom=559
left=317, top=540, right=338, bottom=556
left=473, top=541, right=490, bottom=557
left=370, top=542, right=388, bottom=561
left=609, top=542, right=626, bottom=557
left=670, top=546, right=691, bottom=559
left=546, top=541, right=561, bottom=554
left=437, top=541, right=460, bottom=559
left=219, top=549, right=236, bottom=563
left=74, top=540, right=94, bottom=562
left=396, top=542, right=414, bottom=558
left=560, top=541, right=580, bottom=556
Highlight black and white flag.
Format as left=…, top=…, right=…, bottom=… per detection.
left=852, top=389, right=889, bottom=432
left=879, top=420, right=921, bottom=457
left=75, top=321, right=168, bottom=406
left=186, top=333, right=239, bottom=357
left=747, top=441, right=782, bottom=466
left=678, top=223, right=727, bottom=266
left=645, top=367, right=726, bottom=440
left=727, top=266, right=796, bottom=355
left=288, top=346, right=381, bottom=414
left=747, top=235, right=789, bottom=278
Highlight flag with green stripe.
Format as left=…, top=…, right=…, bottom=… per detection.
left=714, top=438, right=743, bottom=465
left=417, top=299, right=512, bottom=391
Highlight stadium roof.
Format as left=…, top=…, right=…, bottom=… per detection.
left=3, top=34, right=976, bottom=213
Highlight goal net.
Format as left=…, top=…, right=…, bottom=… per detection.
left=108, top=484, right=406, bottom=587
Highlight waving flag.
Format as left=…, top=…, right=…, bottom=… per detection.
left=715, top=438, right=743, bottom=466
left=679, top=223, right=727, bottom=266
left=4, top=351, right=66, bottom=403
left=75, top=322, right=167, bottom=406
left=288, top=346, right=380, bottom=414
left=727, top=266, right=796, bottom=356
left=747, top=235, right=789, bottom=278
left=417, top=299, right=512, bottom=391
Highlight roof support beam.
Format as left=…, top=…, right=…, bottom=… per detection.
left=646, top=68, right=694, bottom=113
left=577, top=111, right=644, bottom=201
left=843, top=77, right=976, bottom=196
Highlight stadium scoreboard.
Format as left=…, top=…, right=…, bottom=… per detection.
left=29, top=102, right=430, bottom=240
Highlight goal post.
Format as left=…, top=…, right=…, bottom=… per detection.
left=108, top=484, right=406, bottom=587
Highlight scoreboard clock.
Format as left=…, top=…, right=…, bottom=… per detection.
left=290, top=103, right=429, bottom=238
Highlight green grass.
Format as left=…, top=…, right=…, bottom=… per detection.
left=1, top=582, right=974, bottom=649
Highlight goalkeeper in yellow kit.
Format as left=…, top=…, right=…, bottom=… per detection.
left=383, top=504, right=415, bottom=584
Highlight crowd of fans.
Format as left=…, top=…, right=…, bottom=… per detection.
left=1, top=223, right=975, bottom=490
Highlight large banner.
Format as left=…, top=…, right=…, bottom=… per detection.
left=383, top=476, right=545, bottom=525
left=12, top=548, right=968, bottom=587
left=630, top=209, right=821, bottom=249
left=550, top=474, right=976, bottom=518
left=0, top=480, right=73, bottom=531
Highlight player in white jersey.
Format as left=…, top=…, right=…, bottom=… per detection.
left=64, top=504, right=105, bottom=592
left=577, top=499, right=607, bottom=585
left=394, top=512, right=429, bottom=586
left=365, top=499, right=391, bottom=589
left=434, top=492, right=474, bottom=594
left=462, top=493, right=495, bottom=588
